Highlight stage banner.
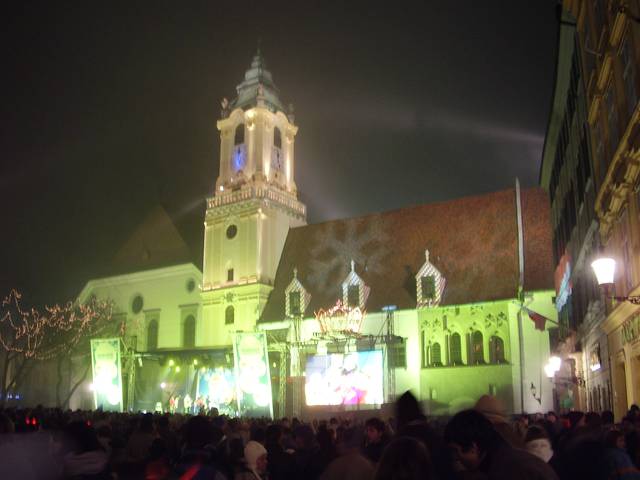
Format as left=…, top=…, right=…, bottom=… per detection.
left=90, top=338, right=123, bottom=412
left=233, top=332, right=273, bottom=418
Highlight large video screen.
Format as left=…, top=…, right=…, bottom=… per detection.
left=305, top=350, right=383, bottom=406
left=195, top=368, right=238, bottom=416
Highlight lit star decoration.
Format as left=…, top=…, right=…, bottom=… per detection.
left=314, top=300, right=365, bottom=335
left=0, top=289, right=114, bottom=360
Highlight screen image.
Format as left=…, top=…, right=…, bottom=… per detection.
left=305, top=350, right=383, bottom=406
left=195, top=367, right=238, bottom=416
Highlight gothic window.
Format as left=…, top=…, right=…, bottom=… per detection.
left=225, top=305, right=235, bottom=325
left=274, top=127, right=282, bottom=149
left=183, top=315, right=196, bottom=348
left=489, top=336, right=505, bottom=364
left=472, top=331, right=485, bottom=364
left=450, top=333, right=463, bottom=365
left=147, top=319, right=158, bottom=351
left=347, top=284, right=360, bottom=308
left=421, top=276, right=436, bottom=301
left=234, top=124, right=245, bottom=146
left=227, top=268, right=234, bottom=282
left=289, top=291, right=301, bottom=316
left=431, top=342, right=442, bottom=367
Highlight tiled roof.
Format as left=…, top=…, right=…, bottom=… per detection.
left=260, top=188, right=553, bottom=322
left=109, top=206, right=196, bottom=276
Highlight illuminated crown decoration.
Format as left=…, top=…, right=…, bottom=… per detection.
left=314, top=299, right=365, bottom=335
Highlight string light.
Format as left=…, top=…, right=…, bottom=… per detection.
left=314, top=300, right=366, bottom=335
left=0, top=289, right=114, bottom=361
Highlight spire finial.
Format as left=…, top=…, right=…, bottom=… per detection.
left=350, top=259, right=355, bottom=272
left=293, top=267, right=298, bottom=279
left=425, top=249, right=430, bottom=262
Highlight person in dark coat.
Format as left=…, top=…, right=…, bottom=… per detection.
left=362, top=417, right=389, bottom=464
left=374, top=436, right=433, bottom=480
left=444, top=409, right=559, bottom=479
left=395, top=391, right=448, bottom=478
left=291, top=424, right=324, bottom=480
left=265, top=424, right=294, bottom=480
left=319, top=426, right=374, bottom=480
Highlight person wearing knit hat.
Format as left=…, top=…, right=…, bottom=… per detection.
left=235, top=440, right=268, bottom=480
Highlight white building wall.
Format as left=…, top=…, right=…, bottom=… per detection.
left=78, top=264, right=202, bottom=351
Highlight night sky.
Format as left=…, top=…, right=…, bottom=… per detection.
left=2, top=1, right=559, bottom=306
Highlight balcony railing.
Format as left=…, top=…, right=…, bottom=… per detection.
left=207, top=185, right=306, bottom=217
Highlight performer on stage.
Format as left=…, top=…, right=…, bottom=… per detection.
left=184, top=393, right=193, bottom=414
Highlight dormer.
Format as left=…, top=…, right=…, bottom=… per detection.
left=416, top=250, right=446, bottom=307
left=285, top=268, right=310, bottom=317
left=341, top=260, right=370, bottom=309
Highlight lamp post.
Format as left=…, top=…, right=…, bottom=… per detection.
left=591, top=255, right=640, bottom=304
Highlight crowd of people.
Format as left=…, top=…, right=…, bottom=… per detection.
left=2, top=392, right=640, bottom=479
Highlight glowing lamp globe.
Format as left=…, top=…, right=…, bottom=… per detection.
left=544, top=363, right=557, bottom=378
left=549, top=356, right=561, bottom=372
left=591, top=256, right=616, bottom=286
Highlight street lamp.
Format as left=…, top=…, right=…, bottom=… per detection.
left=591, top=255, right=640, bottom=304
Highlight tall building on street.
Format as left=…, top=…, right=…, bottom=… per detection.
left=562, top=0, right=640, bottom=419
left=541, top=5, right=608, bottom=414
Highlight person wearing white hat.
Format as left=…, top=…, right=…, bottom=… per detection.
left=236, top=440, right=268, bottom=480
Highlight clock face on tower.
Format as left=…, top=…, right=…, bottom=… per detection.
left=232, top=145, right=246, bottom=172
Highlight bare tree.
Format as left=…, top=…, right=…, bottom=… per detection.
left=0, top=290, right=114, bottom=407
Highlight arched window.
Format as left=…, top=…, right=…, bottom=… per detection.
left=234, top=124, right=245, bottom=146
left=472, top=331, right=485, bottom=364
left=431, top=342, right=442, bottom=366
left=225, top=305, right=235, bottom=325
left=450, top=333, right=463, bottom=365
left=147, top=319, right=158, bottom=351
left=183, top=315, right=196, bottom=348
left=489, top=336, right=505, bottom=364
left=274, top=127, right=282, bottom=149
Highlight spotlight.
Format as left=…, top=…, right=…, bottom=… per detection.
left=168, top=359, right=175, bottom=367
left=160, top=382, right=166, bottom=389
left=193, top=359, right=198, bottom=366
left=175, top=366, right=181, bottom=373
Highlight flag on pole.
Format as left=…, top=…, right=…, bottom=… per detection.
left=521, top=306, right=558, bottom=331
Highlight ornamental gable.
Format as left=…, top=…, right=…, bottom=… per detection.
left=341, top=260, right=370, bottom=309
left=416, top=250, right=446, bottom=307
left=284, top=268, right=311, bottom=317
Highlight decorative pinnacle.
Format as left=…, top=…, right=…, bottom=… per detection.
left=425, top=249, right=430, bottom=262
left=350, top=259, right=355, bottom=272
left=293, top=267, right=298, bottom=279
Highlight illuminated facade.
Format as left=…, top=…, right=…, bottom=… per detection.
left=540, top=6, right=608, bottom=414
left=64, top=51, right=558, bottom=416
left=563, top=0, right=640, bottom=420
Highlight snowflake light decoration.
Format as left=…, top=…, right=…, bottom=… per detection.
left=307, top=218, right=389, bottom=291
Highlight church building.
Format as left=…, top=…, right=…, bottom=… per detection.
left=72, top=51, right=558, bottom=417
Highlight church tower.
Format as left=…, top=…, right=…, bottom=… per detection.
left=201, top=50, right=306, bottom=347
